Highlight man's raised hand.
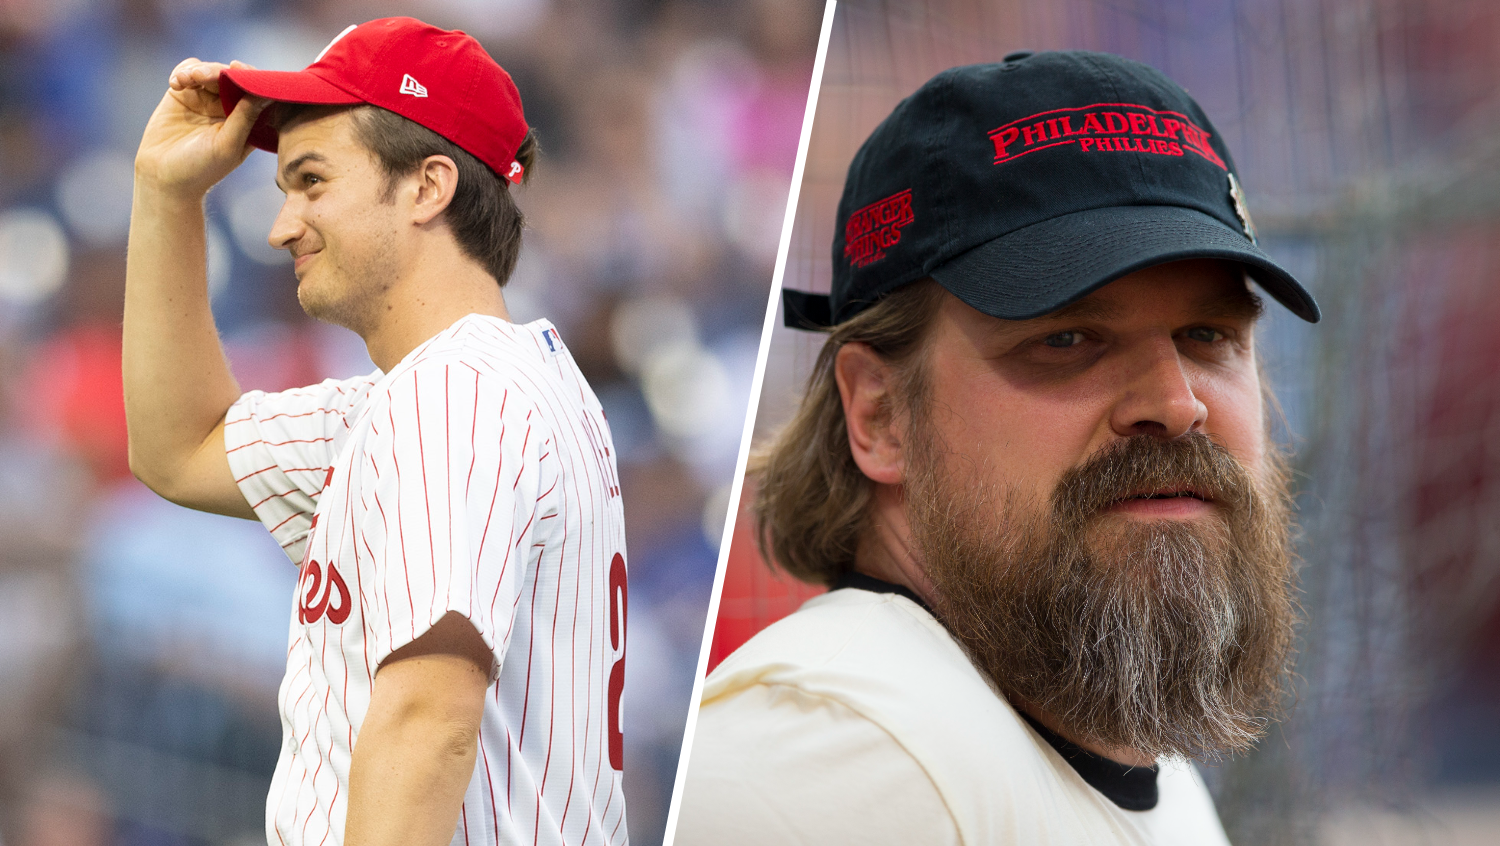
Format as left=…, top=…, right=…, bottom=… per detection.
left=135, top=59, right=267, bottom=198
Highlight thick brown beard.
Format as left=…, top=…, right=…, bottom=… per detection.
left=908, top=430, right=1299, bottom=762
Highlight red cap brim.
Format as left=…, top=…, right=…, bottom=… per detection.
left=219, top=68, right=364, bottom=153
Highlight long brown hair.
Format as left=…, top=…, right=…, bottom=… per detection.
left=749, top=280, right=944, bottom=585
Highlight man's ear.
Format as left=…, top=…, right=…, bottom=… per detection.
left=835, top=342, right=906, bottom=486
left=409, top=154, right=459, bottom=225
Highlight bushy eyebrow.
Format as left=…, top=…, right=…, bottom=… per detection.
left=276, top=152, right=330, bottom=191
left=1043, top=296, right=1124, bottom=323
left=1191, top=288, right=1265, bottom=323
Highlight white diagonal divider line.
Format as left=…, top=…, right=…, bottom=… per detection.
left=660, top=1, right=839, bottom=843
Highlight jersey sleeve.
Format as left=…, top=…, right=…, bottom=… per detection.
left=357, top=360, right=549, bottom=679
left=226, top=374, right=377, bottom=564
left=675, top=682, right=962, bottom=846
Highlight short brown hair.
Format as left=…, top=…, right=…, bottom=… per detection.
left=750, top=280, right=945, bottom=585
left=275, top=103, right=539, bottom=285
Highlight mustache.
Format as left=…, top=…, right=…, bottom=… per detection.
left=1049, top=433, right=1255, bottom=529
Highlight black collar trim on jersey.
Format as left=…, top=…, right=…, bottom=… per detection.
left=832, top=571, right=1159, bottom=812
left=831, top=571, right=931, bottom=612
left=1016, top=710, right=1159, bottom=811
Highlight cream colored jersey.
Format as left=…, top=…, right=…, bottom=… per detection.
left=676, top=589, right=1231, bottom=846
left=226, top=315, right=628, bottom=846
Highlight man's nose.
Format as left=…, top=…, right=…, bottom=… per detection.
left=1108, top=335, right=1207, bottom=438
left=267, top=195, right=302, bottom=251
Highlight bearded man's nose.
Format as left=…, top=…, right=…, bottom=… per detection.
left=1109, top=340, right=1208, bottom=439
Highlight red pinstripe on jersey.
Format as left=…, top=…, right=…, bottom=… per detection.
left=225, top=316, right=628, bottom=846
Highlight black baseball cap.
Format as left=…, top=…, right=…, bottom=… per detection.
left=783, top=50, right=1320, bottom=329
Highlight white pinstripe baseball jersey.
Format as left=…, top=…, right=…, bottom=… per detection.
left=225, top=314, right=628, bottom=846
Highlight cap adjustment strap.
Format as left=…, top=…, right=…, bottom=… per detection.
left=782, top=288, right=833, bottom=330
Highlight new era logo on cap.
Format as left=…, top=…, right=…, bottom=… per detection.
left=399, top=73, right=428, bottom=97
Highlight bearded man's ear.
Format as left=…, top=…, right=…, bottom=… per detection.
left=835, top=342, right=907, bottom=486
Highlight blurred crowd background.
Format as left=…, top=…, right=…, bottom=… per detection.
left=715, top=0, right=1500, bottom=843
left=0, top=0, right=819, bottom=844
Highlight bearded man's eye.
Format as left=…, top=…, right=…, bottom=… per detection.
left=1042, top=331, right=1084, bottom=348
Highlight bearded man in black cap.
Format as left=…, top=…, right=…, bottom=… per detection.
left=675, top=51, right=1318, bottom=844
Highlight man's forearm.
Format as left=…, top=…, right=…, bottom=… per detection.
left=122, top=181, right=241, bottom=492
left=345, top=648, right=487, bottom=846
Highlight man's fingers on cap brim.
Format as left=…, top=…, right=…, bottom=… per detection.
left=170, top=60, right=232, bottom=92
left=222, top=95, right=271, bottom=148
left=168, top=58, right=202, bottom=89
left=169, top=57, right=202, bottom=78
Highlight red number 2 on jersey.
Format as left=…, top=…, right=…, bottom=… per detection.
left=608, top=552, right=627, bottom=771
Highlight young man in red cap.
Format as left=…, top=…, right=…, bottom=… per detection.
left=677, top=51, right=1318, bottom=844
left=125, top=18, right=627, bottom=846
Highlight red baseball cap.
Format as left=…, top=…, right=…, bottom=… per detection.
left=219, top=17, right=529, bottom=185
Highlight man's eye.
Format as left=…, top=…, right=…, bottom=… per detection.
left=1185, top=327, right=1224, bottom=343
left=303, top=174, right=322, bottom=186
left=1042, top=331, right=1085, bottom=348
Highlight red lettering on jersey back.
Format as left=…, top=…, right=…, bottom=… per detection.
left=581, top=414, right=622, bottom=499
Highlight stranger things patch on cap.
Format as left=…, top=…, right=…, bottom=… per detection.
left=219, top=17, right=529, bottom=184
left=782, top=50, right=1320, bottom=329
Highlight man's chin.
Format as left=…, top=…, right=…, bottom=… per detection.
left=296, top=282, right=340, bottom=326
left=1076, top=512, right=1235, bottom=581
left=924, top=517, right=1284, bottom=760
